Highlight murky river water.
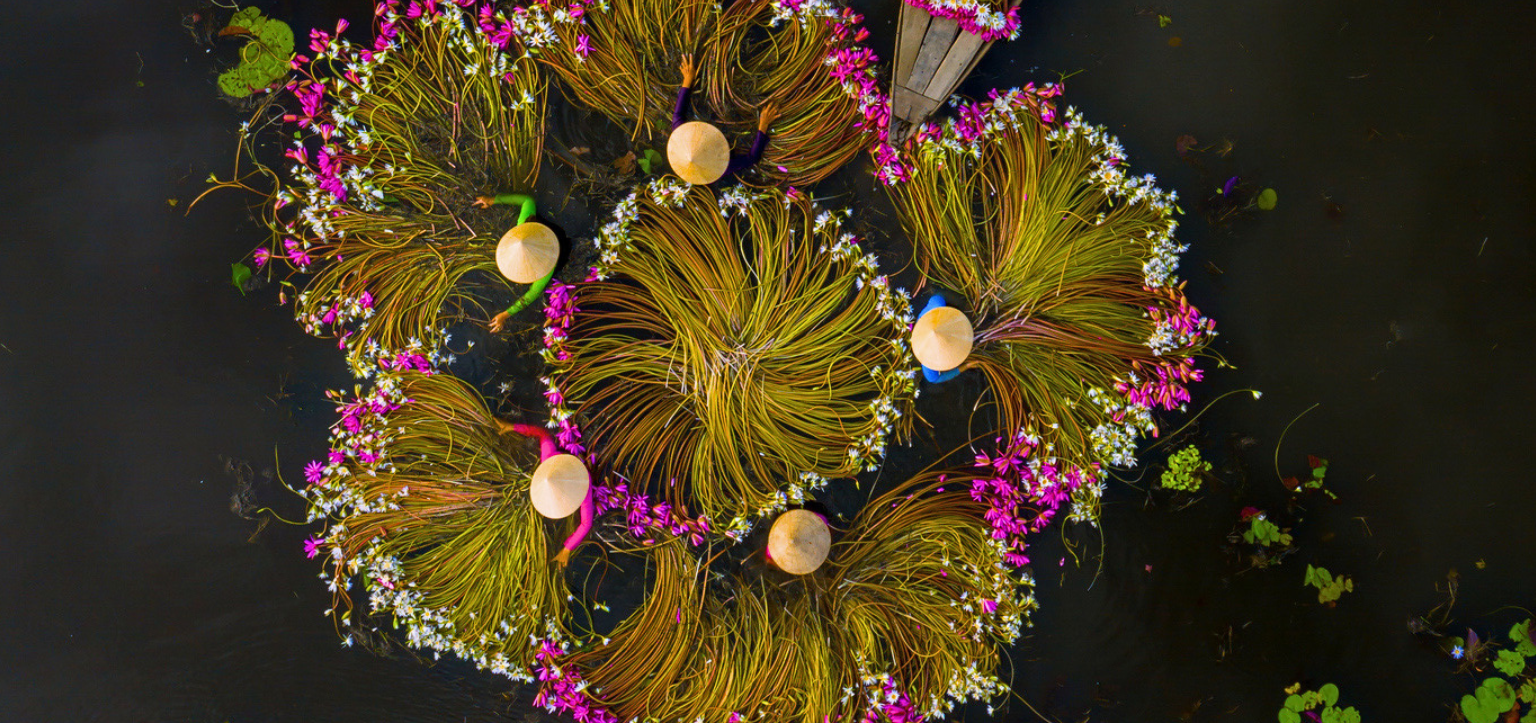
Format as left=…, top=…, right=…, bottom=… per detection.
left=2, top=0, right=1533, bottom=720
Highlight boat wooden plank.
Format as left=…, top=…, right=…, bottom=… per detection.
left=907, top=15, right=960, bottom=91
left=923, top=27, right=988, bottom=100
left=888, top=0, right=1023, bottom=142
left=913, top=93, right=945, bottom=120
left=893, top=86, right=944, bottom=122
left=953, top=0, right=1019, bottom=81
left=894, top=2, right=930, bottom=85
left=891, top=85, right=923, bottom=123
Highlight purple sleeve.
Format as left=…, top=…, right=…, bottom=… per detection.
left=726, top=130, right=769, bottom=176
left=671, top=85, right=691, bottom=131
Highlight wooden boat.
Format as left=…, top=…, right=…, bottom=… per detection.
left=888, top=0, right=1021, bottom=143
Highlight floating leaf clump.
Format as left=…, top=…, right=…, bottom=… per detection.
left=1278, top=683, right=1361, bottom=723
left=1161, top=444, right=1209, bottom=492
left=217, top=7, right=295, bottom=97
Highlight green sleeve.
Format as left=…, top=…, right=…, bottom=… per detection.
left=504, top=268, right=555, bottom=316
left=492, top=193, right=537, bottom=226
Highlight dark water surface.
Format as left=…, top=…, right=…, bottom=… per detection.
left=2, top=0, right=1534, bottom=721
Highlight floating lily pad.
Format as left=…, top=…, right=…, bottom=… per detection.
left=231, top=262, right=252, bottom=294
left=216, top=7, right=294, bottom=97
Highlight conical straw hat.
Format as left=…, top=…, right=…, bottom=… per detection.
left=496, top=222, right=559, bottom=284
left=667, top=121, right=730, bottom=185
left=529, top=454, right=590, bottom=519
left=768, top=509, right=830, bottom=575
left=911, top=306, right=973, bottom=372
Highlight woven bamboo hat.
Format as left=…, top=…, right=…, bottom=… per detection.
left=529, top=454, right=590, bottom=519
left=911, top=306, right=973, bottom=372
left=667, top=121, right=730, bottom=185
left=767, top=509, right=831, bottom=575
left=496, top=222, right=559, bottom=284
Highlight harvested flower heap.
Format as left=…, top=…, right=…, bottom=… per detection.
left=887, top=86, right=1215, bottom=535
left=304, top=360, right=573, bottom=676
left=248, top=5, right=545, bottom=369
left=542, top=181, right=916, bottom=533
left=221, top=0, right=1214, bottom=720
left=525, top=0, right=878, bottom=185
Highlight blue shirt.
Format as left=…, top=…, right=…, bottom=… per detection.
left=919, top=294, right=962, bottom=383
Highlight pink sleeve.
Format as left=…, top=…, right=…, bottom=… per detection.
left=561, top=491, right=595, bottom=554
left=507, top=423, right=558, bottom=460
left=505, top=421, right=592, bottom=553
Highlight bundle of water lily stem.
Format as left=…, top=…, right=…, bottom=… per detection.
left=526, top=0, right=874, bottom=186
left=212, top=0, right=1216, bottom=720
left=889, top=87, right=1215, bottom=525
left=542, top=181, right=916, bottom=534
left=562, top=466, right=1033, bottom=723
left=303, top=360, right=571, bottom=675
left=209, top=4, right=545, bottom=370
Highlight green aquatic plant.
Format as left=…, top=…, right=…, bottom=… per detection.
left=543, top=181, right=915, bottom=532
left=1241, top=507, right=1295, bottom=556
left=1431, top=610, right=1536, bottom=723
left=216, top=7, right=294, bottom=97
left=1160, top=444, right=1210, bottom=492
left=1232, top=508, right=1295, bottom=569
left=1467, top=620, right=1536, bottom=723
left=635, top=148, right=663, bottom=174
left=1278, top=683, right=1360, bottom=723
left=1304, top=564, right=1354, bottom=605
left=1244, top=515, right=1291, bottom=548
left=1284, top=455, right=1338, bottom=500
left=229, top=261, right=252, bottom=294
left=1461, top=677, right=1521, bottom=723
left=1495, top=649, right=1529, bottom=677
left=1513, top=619, right=1536, bottom=657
